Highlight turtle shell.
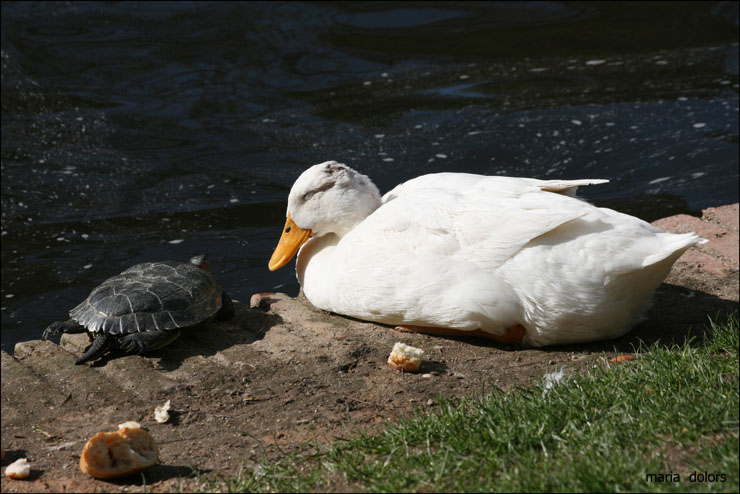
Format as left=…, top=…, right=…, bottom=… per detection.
left=69, top=260, right=223, bottom=335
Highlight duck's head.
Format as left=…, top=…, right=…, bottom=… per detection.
left=268, top=161, right=381, bottom=271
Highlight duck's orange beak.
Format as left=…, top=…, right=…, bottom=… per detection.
left=268, top=213, right=313, bottom=271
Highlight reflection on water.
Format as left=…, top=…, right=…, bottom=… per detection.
left=336, top=8, right=472, bottom=28
left=1, top=2, right=738, bottom=351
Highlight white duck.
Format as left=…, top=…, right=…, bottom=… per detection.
left=268, top=161, right=703, bottom=346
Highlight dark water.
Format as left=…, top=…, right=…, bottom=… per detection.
left=2, top=1, right=738, bottom=352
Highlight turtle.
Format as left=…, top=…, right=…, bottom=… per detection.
left=42, top=254, right=235, bottom=365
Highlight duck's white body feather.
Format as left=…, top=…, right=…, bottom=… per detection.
left=284, top=163, right=702, bottom=346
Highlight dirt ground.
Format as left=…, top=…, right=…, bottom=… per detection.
left=2, top=204, right=738, bottom=493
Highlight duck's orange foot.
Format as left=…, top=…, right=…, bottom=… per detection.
left=395, top=324, right=525, bottom=344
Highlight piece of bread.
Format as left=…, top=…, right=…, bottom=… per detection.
left=154, top=400, right=171, bottom=424
left=388, top=342, right=424, bottom=372
left=79, top=422, right=158, bottom=479
left=5, top=458, right=31, bottom=479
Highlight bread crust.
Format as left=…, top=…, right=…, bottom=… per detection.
left=79, top=426, right=158, bottom=479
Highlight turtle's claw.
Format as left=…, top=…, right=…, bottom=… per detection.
left=119, top=336, right=135, bottom=353
left=42, top=322, right=63, bottom=340
left=42, top=319, right=86, bottom=340
left=119, top=334, right=146, bottom=354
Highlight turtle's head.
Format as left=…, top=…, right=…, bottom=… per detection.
left=189, top=254, right=210, bottom=271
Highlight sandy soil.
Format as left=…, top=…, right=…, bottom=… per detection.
left=2, top=204, right=737, bottom=493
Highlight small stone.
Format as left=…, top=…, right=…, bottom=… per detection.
left=249, top=293, right=272, bottom=310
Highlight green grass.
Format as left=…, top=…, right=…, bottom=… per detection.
left=219, top=315, right=739, bottom=492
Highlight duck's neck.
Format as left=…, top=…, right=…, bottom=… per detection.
left=295, top=233, right=340, bottom=296
left=294, top=184, right=382, bottom=300
left=316, top=192, right=381, bottom=238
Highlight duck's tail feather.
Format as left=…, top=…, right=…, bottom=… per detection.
left=538, top=179, right=609, bottom=197
left=641, top=232, right=706, bottom=268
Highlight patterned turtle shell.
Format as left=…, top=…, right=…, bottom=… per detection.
left=70, top=258, right=223, bottom=335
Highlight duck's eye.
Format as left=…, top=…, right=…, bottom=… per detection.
left=303, top=181, right=334, bottom=202
left=285, top=226, right=292, bottom=233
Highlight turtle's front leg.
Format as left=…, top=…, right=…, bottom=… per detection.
left=75, top=332, right=116, bottom=365
left=42, top=319, right=86, bottom=340
left=119, top=329, right=181, bottom=355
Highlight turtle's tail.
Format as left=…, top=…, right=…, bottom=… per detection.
left=76, top=333, right=115, bottom=365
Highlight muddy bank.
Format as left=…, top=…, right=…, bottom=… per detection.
left=2, top=204, right=738, bottom=493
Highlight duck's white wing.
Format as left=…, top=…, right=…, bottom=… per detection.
left=382, top=173, right=608, bottom=201
left=355, top=173, right=606, bottom=270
